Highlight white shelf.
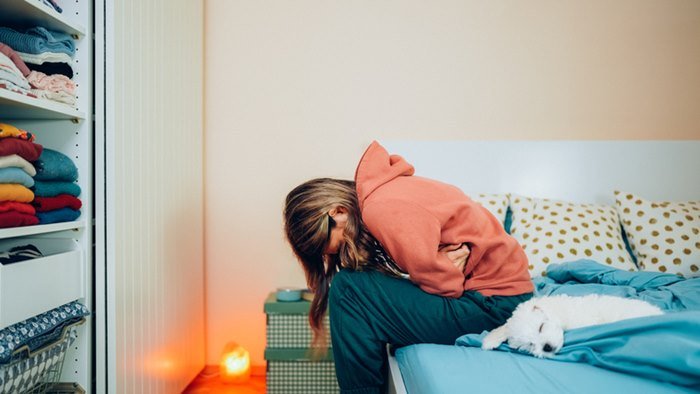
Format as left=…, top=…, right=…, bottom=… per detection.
left=0, top=88, right=84, bottom=120
left=0, top=221, right=86, bottom=240
left=0, top=0, right=86, bottom=37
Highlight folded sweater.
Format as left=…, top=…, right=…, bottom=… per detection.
left=36, top=207, right=80, bottom=224
left=25, top=62, right=73, bottom=79
left=17, top=51, right=72, bottom=65
left=0, top=154, right=36, bottom=176
left=0, top=244, right=42, bottom=264
left=0, top=138, right=43, bottom=162
left=0, top=53, right=30, bottom=90
left=27, top=71, right=76, bottom=95
left=0, top=123, right=35, bottom=141
left=0, top=167, right=34, bottom=187
left=34, top=148, right=78, bottom=181
left=0, top=184, right=34, bottom=202
left=31, top=89, right=76, bottom=106
left=0, top=43, right=30, bottom=76
left=0, top=201, right=35, bottom=215
left=32, top=194, right=81, bottom=212
left=0, top=211, right=38, bottom=228
left=32, top=180, right=81, bottom=198
left=0, top=27, right=75, bottom=56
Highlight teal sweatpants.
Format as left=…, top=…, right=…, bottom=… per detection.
left=328, top=269, right=532, bottom=394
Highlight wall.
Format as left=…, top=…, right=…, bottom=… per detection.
left=204, top=0, right=700, bottom=365
left=110, top=0, right=205, bottom=392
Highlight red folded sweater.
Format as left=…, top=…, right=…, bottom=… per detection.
left=32, top=194, right=82, bottom=212
left=0, top=138, right=43, bottom=162
left=0, top=211, right=39, bottom=228
left=0, top=201, right=35, bottom=215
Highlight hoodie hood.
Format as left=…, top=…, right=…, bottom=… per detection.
left=354, top=141, right=414, bottom=208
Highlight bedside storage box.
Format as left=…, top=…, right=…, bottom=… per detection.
left=264, top=293, right=339, bottom=394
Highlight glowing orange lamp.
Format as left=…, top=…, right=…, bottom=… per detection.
left=219, top=342, right=251, bottom=383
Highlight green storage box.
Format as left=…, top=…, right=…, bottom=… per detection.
left=265, top=293, right=339, bottom=394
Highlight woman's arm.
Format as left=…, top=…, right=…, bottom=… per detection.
left=362, top=200, right=466, bottom=298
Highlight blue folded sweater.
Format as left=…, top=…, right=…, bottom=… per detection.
left=33, top=181, right=81, bottom=197
left=34, top=148, right=78, bottom=182
left=36, top=208, right=81, bottom=224
left=0, top=167, right=34, bottom=187
left=0, top=27, right=75, bottom=56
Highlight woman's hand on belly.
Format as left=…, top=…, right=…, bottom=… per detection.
left=439, top=243, right=470, bottom=273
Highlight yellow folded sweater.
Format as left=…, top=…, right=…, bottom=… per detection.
left=0, top=123, right=35, bottom=141
left=0, top=184, right=34, bottom=202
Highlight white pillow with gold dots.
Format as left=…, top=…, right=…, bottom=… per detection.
left=509, top=194, right=636, bottom=277
left=469, top=193, right=509, bottom=227
left=615, top=191, right=699, bottom=277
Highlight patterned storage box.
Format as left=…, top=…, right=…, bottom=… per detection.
left=266, top=357, right=338, bottom=394
left=267, top=313, right=330, bottom=349
left=265, top=293, right=339, bottom=394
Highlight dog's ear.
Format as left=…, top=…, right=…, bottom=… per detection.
left=482, top=324, right=509, bottom=350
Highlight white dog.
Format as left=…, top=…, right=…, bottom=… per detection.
left=482, top=294, right=663, bottom=358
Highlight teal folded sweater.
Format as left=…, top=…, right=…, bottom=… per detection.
left=33, top=181, right=81, bottom=197
left=36, top=208, right=81, bottom=224
left=34, top=148, right=78, bottom=182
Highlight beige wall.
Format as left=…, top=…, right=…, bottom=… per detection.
left=204, top=0, right=700, bottom=365
left=112, top=1, right=205, bottom=392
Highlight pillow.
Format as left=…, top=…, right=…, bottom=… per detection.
left=469, top=193, right=509, bottom=227
left=615, top=191, right=699, bottom=277
left=509, top=195, right=636, bottom=277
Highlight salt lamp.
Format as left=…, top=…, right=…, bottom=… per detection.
left=219, top=342, right=251, bottom=383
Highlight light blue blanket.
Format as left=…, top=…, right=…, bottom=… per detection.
left=456, top=260, right=700, bottom=389
left=535, top=260, right=700, bottom=311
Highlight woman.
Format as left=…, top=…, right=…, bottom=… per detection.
left=284, top=141, right=533, bottom=394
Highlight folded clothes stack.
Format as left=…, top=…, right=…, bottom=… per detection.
left=0, top=26, right=76, bottom=106
left=0, top=123, right=42, bottom=228
left=0, top=43, right=31, bottom=95
left=32, top=148, right=81, bottom=224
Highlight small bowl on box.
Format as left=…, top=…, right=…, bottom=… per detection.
left=301, top=289, right=314, bottom=302
left=276, top=287, right=302, bottom=302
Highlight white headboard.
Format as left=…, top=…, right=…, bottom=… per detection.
left=380, top=141, right=700, bottom=204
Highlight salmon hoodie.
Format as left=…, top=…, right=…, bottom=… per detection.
left=355, top=141, right=534, bottom=298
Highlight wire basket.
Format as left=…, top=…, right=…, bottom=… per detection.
left=0, top=319, right=84, bottom=394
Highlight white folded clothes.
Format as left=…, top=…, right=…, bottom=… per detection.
left=17, top=51, right=73, bottom=65
left=31, top=88, right=77, bottom=106
left=0, top=52, right=31, bottom=90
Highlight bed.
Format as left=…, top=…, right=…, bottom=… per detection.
left=380, top=140, right=700, bottom=394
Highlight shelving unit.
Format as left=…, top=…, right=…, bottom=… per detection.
left=0, top=0, right=93, bottom=392
left=0, top=0, right=86, bottom=37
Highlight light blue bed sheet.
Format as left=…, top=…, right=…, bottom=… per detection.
left=396, top=344, right=695, bottom=394
left=396, top=260, right=700, bottom=393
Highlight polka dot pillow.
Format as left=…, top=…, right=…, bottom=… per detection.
left=469, top=193, right=509, bottom=227
left=615, top=191, right=699, bottom=277
left=509, top=195, right=636, bottom=277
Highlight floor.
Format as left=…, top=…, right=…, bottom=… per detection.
left=183, top=365, right=266, bottom=394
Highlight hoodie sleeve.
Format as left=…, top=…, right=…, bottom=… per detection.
left=362, top=199, right=465, bottom=298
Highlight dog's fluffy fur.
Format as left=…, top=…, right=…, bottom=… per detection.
left=482, top=294, right=663, bottom=358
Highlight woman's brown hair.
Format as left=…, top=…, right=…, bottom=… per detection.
left=283, top=178, right=375, bottom=348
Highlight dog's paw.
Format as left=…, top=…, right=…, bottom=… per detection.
left=481, top=336, right=501, bottom=350
left=481, top=325, right=508, bottom=350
